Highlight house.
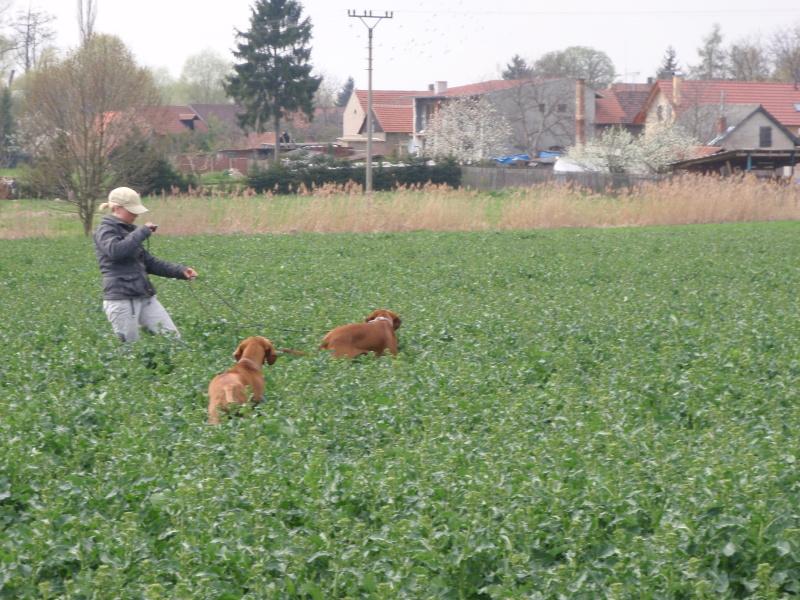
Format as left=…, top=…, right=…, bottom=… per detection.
left=412, top=78, right=596, bottom=157
left=671, top=105, right=799, bottom=176
left=190, top=103, right=344, bottom=145
left=340, top=78, right=596, bottom=160
left=133, top=106, right=209, bottom=136
left=635, top=78, right=800, bottom=141
left=339, top=89, right=432, bottom=158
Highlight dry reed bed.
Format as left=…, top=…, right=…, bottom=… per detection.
left=2, top=175, right=799, bottom=238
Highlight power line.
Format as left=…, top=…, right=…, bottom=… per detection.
left=348, top=10, right=394, bottom=195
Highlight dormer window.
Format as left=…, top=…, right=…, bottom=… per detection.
left=794, top=103, right=800, bottom=111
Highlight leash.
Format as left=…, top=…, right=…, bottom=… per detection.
left=188, top=278, right=311, bottom=335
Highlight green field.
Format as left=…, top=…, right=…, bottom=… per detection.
left=1, top=224, right=799, bottom=598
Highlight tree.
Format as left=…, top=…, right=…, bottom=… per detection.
left=656, top=46, right=679, bottom=79
left=727, top=37, right=771, bottom=81
left=566, top=123, right=696, bottom=174
left=494, top=79, right=577, bottom=155
left=10, top=7, right=55, bottom=73
left=502, top=54, right=532, bottom=80
left=225, top=0, right=321, bottom=163
left=21, top=34, right=161, bottom=234
left=691, top=23, right=728, bottom=79
left=336, top=76, right=354, bottom=107
left=770, top=23, right=800, bottom=84
left=177, top=48, right=231, bottom=104
left=425, top=96, right=511, bottom=162
left=0, top=86, right=15, bottom=166
left=533, top=46, right=616, bottom=89
left=77, top=0, right=97, bottom=46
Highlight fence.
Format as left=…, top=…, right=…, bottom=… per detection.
left=461, top=166, right=667, bottom=193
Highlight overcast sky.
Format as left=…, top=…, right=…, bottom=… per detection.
left=19, top=0, right=800, bottom=91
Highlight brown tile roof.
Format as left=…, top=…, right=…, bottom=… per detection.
left=442, top=79, right=529, bottom=97
left=135, top=106, right=209, bottom=135
left=596, top=83, right=652, bottom=125
left=651, top=79, right=800, bottom=127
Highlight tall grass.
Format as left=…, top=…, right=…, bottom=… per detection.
left=1, top=174, right=798, bottom=238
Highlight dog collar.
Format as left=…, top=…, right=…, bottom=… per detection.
left=368, top=316, right=393, bottom=324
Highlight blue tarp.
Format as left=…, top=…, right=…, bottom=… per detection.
left=493, top=154, right=530, bottom=165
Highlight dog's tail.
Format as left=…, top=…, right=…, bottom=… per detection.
left=278, top=347, right=307, bottom=357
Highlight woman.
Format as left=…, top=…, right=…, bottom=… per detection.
left=93, top=187, right=197, bottom=343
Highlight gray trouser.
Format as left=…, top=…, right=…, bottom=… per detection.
left=102, top=296, right=179, bottom=343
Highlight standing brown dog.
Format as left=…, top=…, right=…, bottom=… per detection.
left=320, top=309, right=402, bottom=358
left=207, top=336, right=277, bottom=425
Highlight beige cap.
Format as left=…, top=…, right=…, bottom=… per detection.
left=107, top=187, right=148, bottom=214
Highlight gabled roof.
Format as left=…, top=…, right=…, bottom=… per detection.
left=640, top=79, right=800, bottom=127
left=708, top=105, right=800, bottom=146
left=596, top=83, right=652, bottom=125
left=441, top=79, right=529, bottom=97
left=135, top=106, right=209, bottom=135
left=354, top=89, right=430, bottom=133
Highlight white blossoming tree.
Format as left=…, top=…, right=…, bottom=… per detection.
left=566, top=123, right=697, bottom=174
left=425, top=96, right=511, bottom=162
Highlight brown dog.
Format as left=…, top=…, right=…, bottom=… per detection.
left=320, top=309, right=402, bottom=358
left=207, top=336, right=277, bottom=425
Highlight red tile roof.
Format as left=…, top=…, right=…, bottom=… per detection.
left=354, top=89, right=430, bottom=133
left=596, top=84, right=652, bottom=125
left=651, top=79, right=800, bottom=127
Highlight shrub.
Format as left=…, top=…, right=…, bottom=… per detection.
left=247, top=158, right=461, bottom=193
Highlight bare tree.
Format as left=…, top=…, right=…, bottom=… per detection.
left=770, top=23, right=800, bottom=84
left=497, top=79, right=576, bottom=155
left=22, top=34, right=161, bottom=234
left=10, top=7, right=56, bottom=73
left=77, top=0, right=97, bottom=46
left=727, top=37, right=771, bottom=81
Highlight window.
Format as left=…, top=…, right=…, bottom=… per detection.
left=794, top=103, right=800, bottom=112
left=557, top=103, right=567, bottom=113
left=538, top=103, right=546, bottom=113
left=759, top=126, right=772, bottom=148
left=656, top=105, right=663, bottom=122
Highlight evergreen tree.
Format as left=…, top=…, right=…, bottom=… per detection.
left=225, top=0, right=321, bottom=163
left=502, top=55, right=532, bottom=80
left=336, top=76, right=354, bottom=107
left=656, top=46, right=679, bottom=79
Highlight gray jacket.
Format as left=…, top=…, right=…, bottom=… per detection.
left=93, top=215, right=187, bottom=300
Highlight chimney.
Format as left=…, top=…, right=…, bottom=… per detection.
left=672, top=75, right=682, bottom=106
left=716, top=115, right=727, bottom=136
left=575, top=78, right=586, bottom=146
left=434, top=80, right=447, bottom=95
left=646, top=76, right=654, bottom=84
left=428, top=83, right=434, bottom=92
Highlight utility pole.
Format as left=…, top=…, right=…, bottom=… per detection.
left=348, top=10, right=393, bottom=194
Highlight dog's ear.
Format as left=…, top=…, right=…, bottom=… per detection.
left=233, top=340, right=247, bottom=361
left=262, top=338, right=278, bottom=366
left=392, top=314, right=402, bottom=330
